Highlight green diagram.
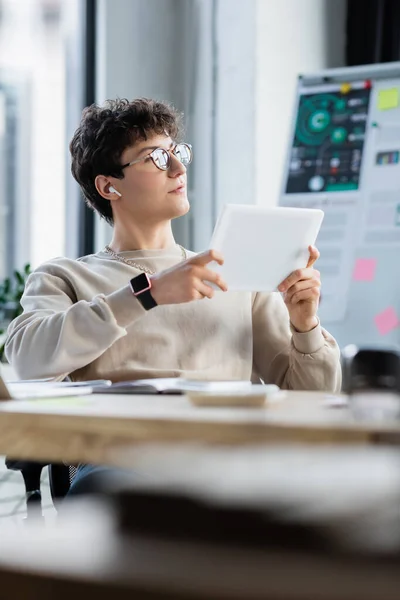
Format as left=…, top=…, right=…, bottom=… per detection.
left=296, top=94, right=349, bottom=146
left=286, top=88, right=371, bottom=194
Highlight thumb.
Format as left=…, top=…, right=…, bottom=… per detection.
left=306, top=245, right=320, bottom=268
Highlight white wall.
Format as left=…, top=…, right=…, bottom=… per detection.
left=95, top=0, right=192, bottom=250
left=214, top=0, right=256, bottom=214
left=94, top=0, right=347, bottom=251
left=96, top=0, right=186, bottom=104
left=95, top=0, right=258, bottom=251
left=255, top=0, right=347, bottom=206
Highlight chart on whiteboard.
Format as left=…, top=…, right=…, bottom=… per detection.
left=286, top=87, right=371, bottom=194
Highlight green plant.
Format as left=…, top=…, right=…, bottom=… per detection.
left=0, top=263, right=31, bottom=361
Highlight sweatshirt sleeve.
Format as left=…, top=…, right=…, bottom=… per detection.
left=252, top=292, right=341, bottom=392
left=5, top=262, right=147, bottom=380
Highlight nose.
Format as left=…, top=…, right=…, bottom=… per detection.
left=168, top=153, right=186, bottom=177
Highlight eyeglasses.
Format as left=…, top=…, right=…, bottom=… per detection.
left=121, top=143, right=193, bottom=172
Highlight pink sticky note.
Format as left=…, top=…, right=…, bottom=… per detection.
left=374, top=306, right=399, bottom=336
left=353, top=258, right=377, bottom=282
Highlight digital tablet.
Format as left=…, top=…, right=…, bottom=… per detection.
left=208, top=205, right=324, bottom=292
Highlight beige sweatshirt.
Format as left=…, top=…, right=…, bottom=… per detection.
left=5, top=246, right=341, bottom=391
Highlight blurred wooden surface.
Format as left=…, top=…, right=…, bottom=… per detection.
left=0, top=390, right=400, bottom=465
left=0, top=491, right=399, bottom=600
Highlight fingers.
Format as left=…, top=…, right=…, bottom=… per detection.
left=189, top=249, right=224, bottom=267
left=284, top=275, right=321, bottom=300
left=278, top=246, right=320, bottom=291
left=196, top=281, right=215, bottom=300
left=284, top=276, right=321, bottom=304
left=191, top=265, right=228, bottom=292
left=153, top=248, right=227, bottom=306
left=202, top=268, right=228, bottom=292
left=285, top=286, right=320, bottom=305
left=306, top=245, right=320, bottom=268
left=278, top=268, right=320, bottom=292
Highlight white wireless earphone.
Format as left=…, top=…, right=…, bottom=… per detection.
left=109, top=185, right=121, bottom=197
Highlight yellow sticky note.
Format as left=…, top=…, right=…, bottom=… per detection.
left=340, top=82, right=351, bottom=94
left=378, top=88, right=399, bottom=111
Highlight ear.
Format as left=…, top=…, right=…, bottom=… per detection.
left=95, top=175, right=122, bottom=200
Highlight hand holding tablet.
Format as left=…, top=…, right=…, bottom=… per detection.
left=208, top=205, right=324, bottom=293
left=278, top=243, right=322, bottom=332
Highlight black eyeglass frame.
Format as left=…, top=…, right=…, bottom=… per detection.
left=120, top=143, right=193, bottom=172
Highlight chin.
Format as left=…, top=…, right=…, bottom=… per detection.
left=171, top=195, right=190, bottom=218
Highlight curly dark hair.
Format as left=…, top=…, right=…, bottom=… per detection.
left=69, top=98, right=183, bottom=225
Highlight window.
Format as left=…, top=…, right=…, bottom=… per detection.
left=0, top=0, right=86, bottom=280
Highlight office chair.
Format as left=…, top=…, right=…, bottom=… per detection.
left=5, top=459, right=77, bottom=520
left=4, top=371, right=79, bottom=518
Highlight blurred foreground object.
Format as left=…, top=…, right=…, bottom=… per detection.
left=342, top=345, right=400, bottom=420
left=0, top=444, right=400, bottom=599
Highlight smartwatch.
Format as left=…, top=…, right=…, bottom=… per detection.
left=130, top=273, right=158, bottom=310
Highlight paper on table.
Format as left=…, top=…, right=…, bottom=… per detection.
left=6, top=383, right=93, bottom=400
left=31, top=396, right=93, bottom=406
left=374, top=306, right=399, bottom=336
left=353, top=258, right=377, bottom=282
left=95, top=378, right=254, bottom=395
left=322, top=395, right=348, bottom=408
left=378, top=88, right=399, bottom=111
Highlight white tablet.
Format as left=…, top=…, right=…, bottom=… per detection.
left=208, top=205, right=324, bottom=292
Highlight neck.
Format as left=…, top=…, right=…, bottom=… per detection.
left=109, top=220, right=176, bottom=252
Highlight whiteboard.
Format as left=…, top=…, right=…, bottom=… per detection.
left=280, top=62, right=400, bottom=350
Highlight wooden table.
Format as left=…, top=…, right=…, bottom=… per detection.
left=0, top=390, right=400, bottom=465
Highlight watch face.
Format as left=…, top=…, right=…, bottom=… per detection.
left=130, top=272, right=151, bottom=295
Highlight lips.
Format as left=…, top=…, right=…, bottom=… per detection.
left=170, top=181, right=186, bottom=193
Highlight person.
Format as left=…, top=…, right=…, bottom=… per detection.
left=5, top=98, right=341, bottom=494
